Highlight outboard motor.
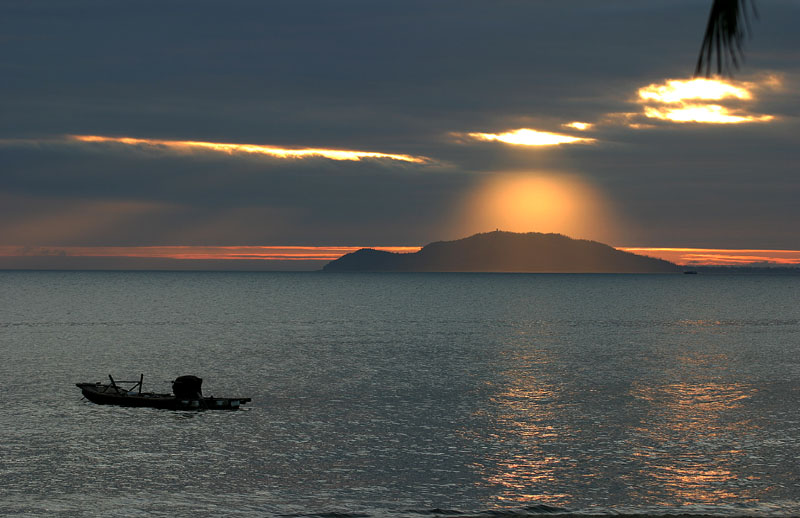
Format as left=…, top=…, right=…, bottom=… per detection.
left=172, top=375, right=203, bottom=399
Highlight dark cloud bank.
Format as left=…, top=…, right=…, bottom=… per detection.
left=1, top=0, right=798, bottom=267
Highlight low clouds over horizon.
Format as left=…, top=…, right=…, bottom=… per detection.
left=1, top=0, right=799, bottom=257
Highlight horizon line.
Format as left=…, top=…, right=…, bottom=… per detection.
left=2, top=245, right=800, bottom=267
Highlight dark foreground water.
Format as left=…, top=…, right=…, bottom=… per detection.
left=1, top=271, right=798, bottom=517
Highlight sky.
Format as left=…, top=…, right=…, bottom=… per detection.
left=1, top=0, right=798, bottom=269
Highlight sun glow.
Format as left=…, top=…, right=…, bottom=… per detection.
left=635, top=77, right=776, bottom=125
left=449, top=172, right=621, bottom=244
left=70, top=135, right=430, bottom=163
left=467, top=128, right=596, bottom=146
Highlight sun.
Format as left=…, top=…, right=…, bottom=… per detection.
left=448, top=172, right=623, bottom=244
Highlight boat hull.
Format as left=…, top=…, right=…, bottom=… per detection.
left=76, top=383, right=250, bottom=411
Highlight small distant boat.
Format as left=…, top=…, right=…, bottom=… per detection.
left=683, top=270, right=699, bottom=275
left=76, top=374, right=251, bottom=411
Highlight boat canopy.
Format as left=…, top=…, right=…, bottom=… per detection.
left=172, top=375, right=203, bottom=398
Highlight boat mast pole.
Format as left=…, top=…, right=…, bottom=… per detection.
left=108, top=374, right=120, bottom=394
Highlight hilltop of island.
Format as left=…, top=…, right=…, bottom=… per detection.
left=322, top=231, right=680, bottom=273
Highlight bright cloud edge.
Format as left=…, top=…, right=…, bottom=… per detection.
left=69, top=135, right=431, bottom=164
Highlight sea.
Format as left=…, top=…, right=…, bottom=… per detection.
left=1, top=271, right=798, bottom=518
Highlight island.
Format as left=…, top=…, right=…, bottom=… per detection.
left=322, top=231, right=680, bottom=273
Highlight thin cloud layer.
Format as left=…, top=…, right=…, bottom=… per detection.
left=0, top=245, right=420, bottom=261
left=620, top=248, right=800, bottom=266
left=71, top=135, right=432, bottom=164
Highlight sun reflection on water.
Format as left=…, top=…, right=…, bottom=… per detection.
left=629, top=372, right=760, bottom=506
left=467, top=333, right=771, bottom=511
left=469, top=348, right=575, bottom=507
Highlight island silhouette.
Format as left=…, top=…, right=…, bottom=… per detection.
left=323, top=231, right=680, bottom=273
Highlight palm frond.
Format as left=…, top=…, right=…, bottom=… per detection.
left=695, top=0, right=758, bottom=77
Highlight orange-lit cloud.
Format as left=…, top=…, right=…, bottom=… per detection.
left=457, top=76, right=781, bottom=140
left=633, top=76, right=778, bottom=125
left=638, top=78, right=753, bottom=103
left=447, top=172, right=623, bottom=244
left=642, top=104, right=772, bottom=124
left=70, top=135, right=431, bottom=163
left=562, top=121, right=593, bottom=131
left=465, top=128, right=596, bottom=146
left=0, top=245, right=422, bottom=262
left=619, top=247, right=800, bottom=266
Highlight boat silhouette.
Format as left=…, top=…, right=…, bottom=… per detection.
left=76, top=374, right=251, bottom=411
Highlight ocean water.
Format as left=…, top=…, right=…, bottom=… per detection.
left=0, top=271, right=798, bottom=518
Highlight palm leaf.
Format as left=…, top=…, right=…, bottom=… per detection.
left=695, top=0, right=758, bottom=77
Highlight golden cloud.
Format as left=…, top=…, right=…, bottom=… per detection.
left=638, top=78, right=752, bottom=103
left=634, top=76, right=778, bottom=125
left=562, top=122, right=594, bottom=131
left=466, top=128, right=596, bottom=147
left=70, top=135, right=431, bottom=164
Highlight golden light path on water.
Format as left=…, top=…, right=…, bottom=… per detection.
left=70, top=135, right=431, bottom=163
left=627, top=347, right=760, bottom=505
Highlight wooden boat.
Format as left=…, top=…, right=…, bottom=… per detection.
left=76, top=374, right=251, bottom=411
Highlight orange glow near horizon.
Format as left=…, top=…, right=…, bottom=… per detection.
left=2, top=245, right=799, bottom=267
left=635, top=77, right=777, bottom=125
left=620, top=247, right=800, bottom=266
left=466, top=128, right=596, bottom=146
left=0, top=245, right=421, bottom=262
left=70, top=135, right=430, bottom=163
left=449, top=173, right=623, bottom=245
